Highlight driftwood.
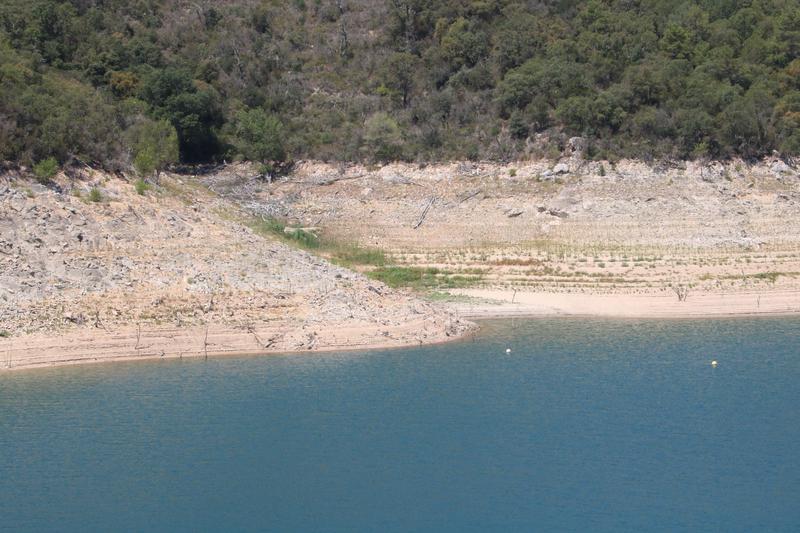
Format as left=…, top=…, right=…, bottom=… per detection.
left=413, top=196, right=436, bottom=229
left=307, top=173, right=366, bottom=187
left=458, top=189, right=482, bottom=204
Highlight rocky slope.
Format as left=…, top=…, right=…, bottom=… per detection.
left=202, top=152, right=800, bottom=301
left=0, top=169, right=472, bottom=370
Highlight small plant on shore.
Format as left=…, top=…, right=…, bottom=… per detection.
left=134, top=179, right=151, bottom=195
left=252, top=217, right=319, bottom=248
left=32, top=157, right=59, bottom=183
left=599, top=164, right=606, bottom=176
left=331, top=246, right=386, bottom=267
left=286, top=228, right=320, bottom=248
left=368, top=266, right=482, bottom=290
left=369, top=266, right=441, bottom=288
left=508, top=168, right=517, bottom=177
left=88, top=187, right=103, bottom=202
left=753, top=272, right=780, bottom=283
left=0, top=330, right=10, bottom=338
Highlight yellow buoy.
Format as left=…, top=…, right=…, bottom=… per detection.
left=506, top=348, right=512, bottom=354
left=711, top=360, right=718, bottom=367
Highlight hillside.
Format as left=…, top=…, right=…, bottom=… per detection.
left=1, top=0, right=799, bottom=172
left=204, top=154, right=800, bottom=316
left=0, top=169, right=471, bottom=369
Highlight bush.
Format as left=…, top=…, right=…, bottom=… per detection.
left=229, top=108, right=285, bottom=162
left=134, top=179, right=150, bottom=195
left=32, top=158, right=59, bottom=183
left=253, top=218, right=319, bottom=248
left=88, top=187, right=103, bottom=202
left=363, top=113, right=404, bottom=162
left=130, top=119, right=179, bottom=176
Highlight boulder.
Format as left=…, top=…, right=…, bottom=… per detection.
left=771, top=160, right=792, bottom=175
left=552, top=163, right=570, bottom=174
left=382, top=174, right=410, bottom=185
left=566, top=137, right=586, bottom=157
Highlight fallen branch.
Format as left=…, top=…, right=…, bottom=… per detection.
left=203, top=325, right=209, bottom=360
left=413, top=196, right=436, bottom=229
left=307, top=173, right=365, bottom=187
left=458, top=189, right=482, bottom=204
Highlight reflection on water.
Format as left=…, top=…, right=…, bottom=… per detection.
left=1, top=317, right=799, bottom=532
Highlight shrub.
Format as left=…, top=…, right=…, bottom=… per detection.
left=134, top=179, right=150, bottom=195
left=130, top=119, right=179, bottom=176
left=88, top=187, right=103, bottom=202
left=363, top=113, right=404, bottom=162
left=32, top=158, right=59, bottom=183
left=229, top=108, right=285, bottom=162
left=253, top=218, right=319, bottom=248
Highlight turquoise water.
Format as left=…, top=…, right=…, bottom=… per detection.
left=1, top=317, right=799, bottom=532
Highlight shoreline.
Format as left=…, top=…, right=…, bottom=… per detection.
left=449, top=288, right=800, bottom=319
left=4, top=288, right=800, bottom=372
left=0, top=319, right=474, bottom=373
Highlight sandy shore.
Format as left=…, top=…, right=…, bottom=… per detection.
left=449, top=288, right=800, bottom=318
left=5, top=288, right=798, bottom=372
left=0, top=317, right=473, bottom=372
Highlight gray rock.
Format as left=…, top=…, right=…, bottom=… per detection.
left=771, top=161, right=792, bottom=175
left=382, top=174, right=410, bottom=185
left=553, top=163, right=570, bottom=174
left=566, top=137, right=586, bottom=156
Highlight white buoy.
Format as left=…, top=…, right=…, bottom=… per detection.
left=506, top=348, right=512, bottom=354
left=711, top=360, right=718, bottom=367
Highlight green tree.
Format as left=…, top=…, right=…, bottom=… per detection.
left=129, top=119, right=179, bottom=176
left=380, top=52, right=418, bottom=107
left=139, top=68, right=223, bottom=163
left=440, top=18, right=488, bottom=71
left=363, top=113, right=404, bottom=162
left=230, top=108, right=285, bottom=162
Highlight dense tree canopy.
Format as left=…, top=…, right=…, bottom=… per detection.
left=0, top=0, right=798, bottom=170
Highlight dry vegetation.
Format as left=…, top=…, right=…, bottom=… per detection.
left=203, top=157, right=800, bottom=304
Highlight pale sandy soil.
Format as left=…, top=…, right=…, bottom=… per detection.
left=4, top=156, right=800, bottom=371
left=207, top=159, right=800, bottom=323
left=448, top=288, right=800, bottom=318
left=0, top=169, right=472, bottom=371
left=1, top=315, right=462, bottom=371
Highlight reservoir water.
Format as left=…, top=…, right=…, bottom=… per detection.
left=1, top=317, right=799, bottom=532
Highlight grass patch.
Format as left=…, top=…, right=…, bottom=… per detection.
left=330, top=245, right=386, bottom=267
left=368, top=266, right=482, bottom=290
left=251, top=217, right=319, bottom=249
left=425, top=291, right=484, bottom=303
left=88, top=187, right=103, bottom=202
left=252, top=217, right=390, bottom=266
